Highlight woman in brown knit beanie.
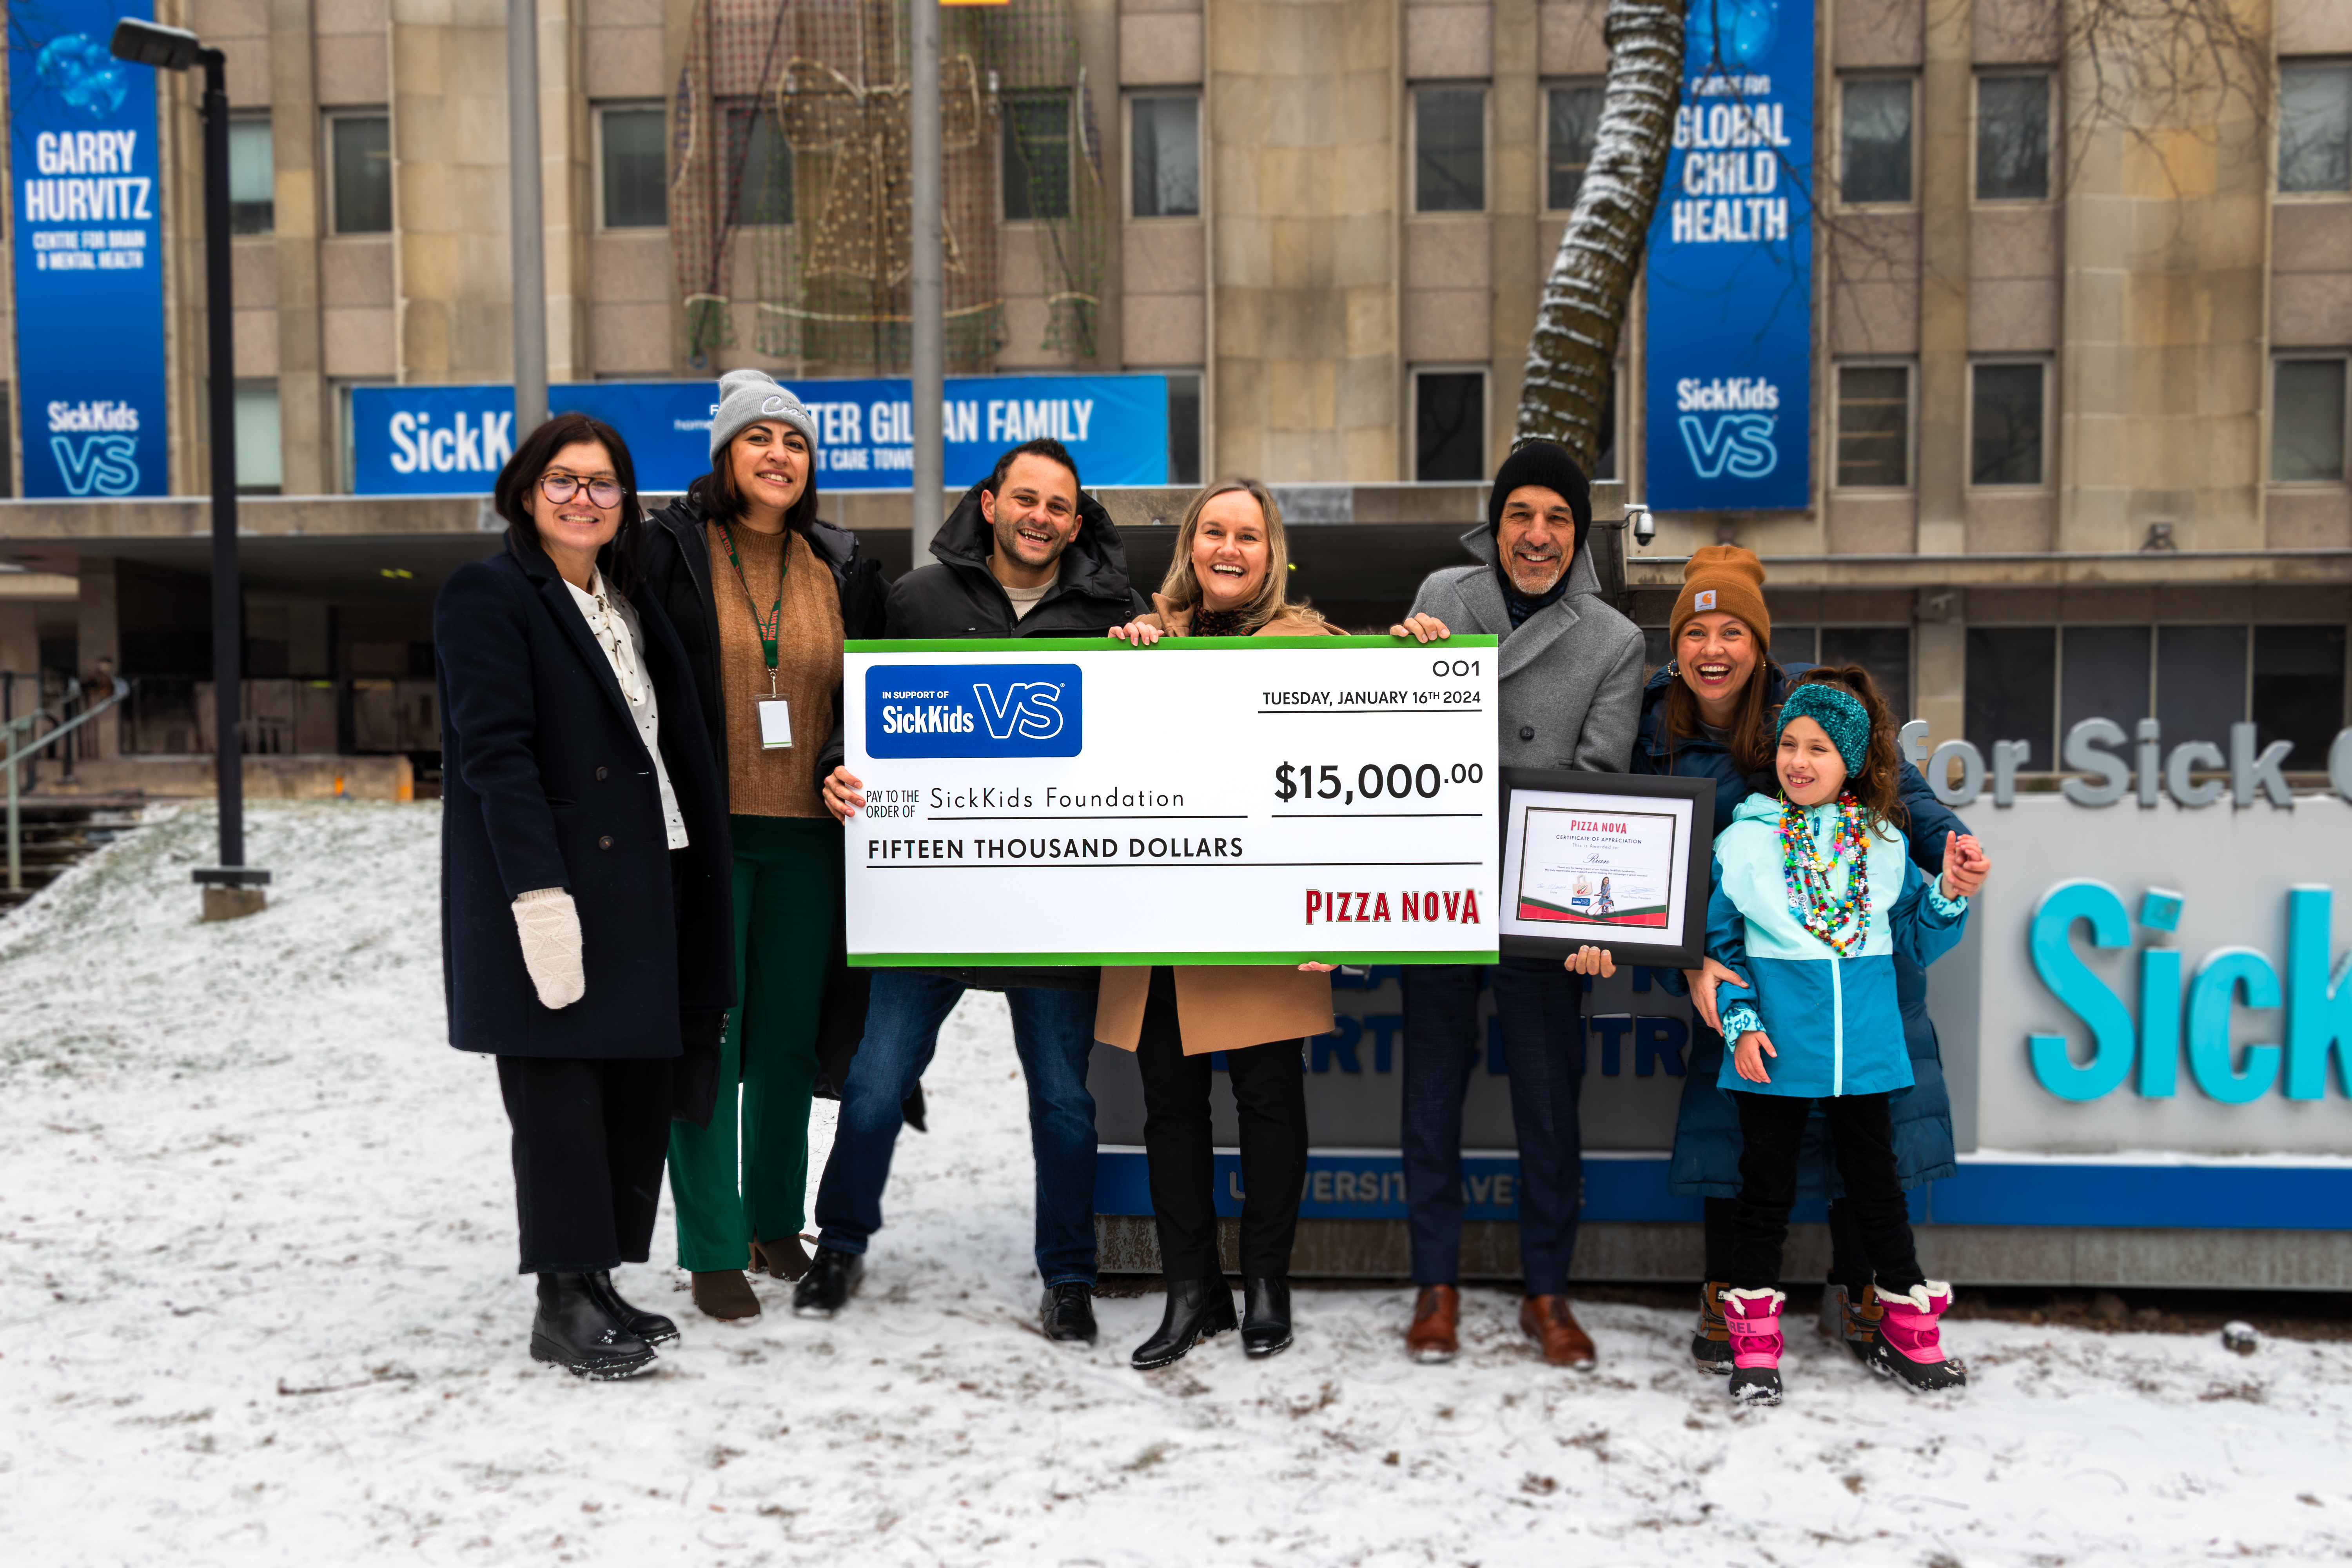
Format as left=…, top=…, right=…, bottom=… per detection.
left=1629, top=544, right=1973, bottom=1387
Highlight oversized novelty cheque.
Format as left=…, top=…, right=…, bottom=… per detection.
left=842, top=637, right=1503, bottom=965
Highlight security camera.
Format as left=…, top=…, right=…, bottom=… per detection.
left=1626, top=505, right=1655, bottom=548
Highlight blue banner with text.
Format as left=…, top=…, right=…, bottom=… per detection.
left=9, top=0, right=170, bottom=497
left=352, top=374, right=1169, bottom=495
left=1642, top=0, right=1815, bottom=512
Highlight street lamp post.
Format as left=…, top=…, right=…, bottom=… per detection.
left=111, top=19, right=271, bottom=920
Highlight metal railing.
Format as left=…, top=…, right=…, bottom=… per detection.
left=4, top=679, right=129, bottom=894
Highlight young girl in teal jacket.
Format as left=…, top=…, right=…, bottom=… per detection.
left=1707, top=668, right=1992, bottom=1405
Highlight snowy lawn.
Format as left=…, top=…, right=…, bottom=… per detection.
left=2, top=801, right=2349, bottom=1566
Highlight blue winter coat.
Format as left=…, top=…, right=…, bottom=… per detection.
left=1708, top=796, right=1969, bottom=1097
left=1630, top=662, right=1967, bottom=1197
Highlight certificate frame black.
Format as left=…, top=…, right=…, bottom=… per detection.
left=1495, top=769, right=1717, bottom=968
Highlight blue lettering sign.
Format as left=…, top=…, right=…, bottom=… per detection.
left=1644, top=0, right=1813, bottom=511
left=11, top=1, right=169, bottom=497
left=864, top=664, right=1083, bottom=759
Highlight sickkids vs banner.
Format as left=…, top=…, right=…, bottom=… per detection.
left=352, top=374, right=1170, bottom=496
left=1644, top=0, right=1814, bottom=512
left=9, top=0, right=169, bottom=498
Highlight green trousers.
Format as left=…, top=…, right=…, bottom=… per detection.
left=667, top=814, right=840, bottom=1272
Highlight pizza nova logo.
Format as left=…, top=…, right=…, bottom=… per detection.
left=866, top=664, right=1083, bottom=758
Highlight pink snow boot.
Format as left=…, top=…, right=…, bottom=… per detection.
left=1869, top=1281, right=1968, bottom=1392
left=1721, top=1287, right=1787, bottom=1405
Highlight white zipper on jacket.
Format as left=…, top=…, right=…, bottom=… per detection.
left=1830, top=951, right=1844, bottom=1096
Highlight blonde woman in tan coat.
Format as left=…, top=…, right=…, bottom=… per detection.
left=1103, top=478, right=1347, bottom=1368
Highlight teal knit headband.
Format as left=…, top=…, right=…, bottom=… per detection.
left=1779, top=684, right=1871, bottom=776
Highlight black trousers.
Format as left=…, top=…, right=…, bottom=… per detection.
left=1703, top=1197, right=1871, bottom=1291
left=1725, top=1091, right=1924, bottom=1296
left=497, top=1054, right=674, bottom=1275
left=1135, top=968, right=1309, bottom=1283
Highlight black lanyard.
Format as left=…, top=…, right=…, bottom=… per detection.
left=716, top=521, right=786, bottom=670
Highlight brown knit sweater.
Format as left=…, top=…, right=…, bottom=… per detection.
left=706, top=520, right=842, bottom=818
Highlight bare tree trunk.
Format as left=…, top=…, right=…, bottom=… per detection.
left=1514, top=0, right=1686, bottom=470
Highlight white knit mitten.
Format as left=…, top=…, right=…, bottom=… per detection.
left=512, top=888, right=586, bottom=1009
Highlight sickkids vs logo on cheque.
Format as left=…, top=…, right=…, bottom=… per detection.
left=865, top=665, right=1083, bottom=759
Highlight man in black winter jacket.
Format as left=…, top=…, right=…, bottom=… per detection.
left=795, top=439, right=1145, bottom=1345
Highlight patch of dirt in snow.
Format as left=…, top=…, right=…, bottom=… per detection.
left=3, top=803, right=2352, bottom=1566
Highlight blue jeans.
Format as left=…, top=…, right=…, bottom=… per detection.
left=1400, top=959, right=1585, bottom=1296
left=813, top=970, right=1100, bottom=1286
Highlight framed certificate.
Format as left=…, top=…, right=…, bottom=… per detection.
left=1496, top=769, right=1716, bottom=968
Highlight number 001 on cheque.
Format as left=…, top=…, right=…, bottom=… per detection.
left=841, top=636, right=1503, bottom=966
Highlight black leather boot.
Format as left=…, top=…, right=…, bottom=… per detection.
left=1040, top=1281, right=1098, bottom=1344
left=1241, top=1276, right=1293, bottom=1359
left=792, top=1245, right=865, bottom=1318
left=530, top=1273, right=658, bottom=1380
left=587, top=1269, right=679, bottom=1347
left=1130, top=1277, right=1237, bottom=1370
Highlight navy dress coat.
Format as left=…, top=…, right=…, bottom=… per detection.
left=1628, top=661, right=1966, bottom=1200
left=436, top=528, right=736, bottom=1074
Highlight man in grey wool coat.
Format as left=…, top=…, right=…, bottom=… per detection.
left=1383, top=439, right=1645, bottom=1372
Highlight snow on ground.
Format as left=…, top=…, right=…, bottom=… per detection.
left=2, top=801, right=2350, bottom=1566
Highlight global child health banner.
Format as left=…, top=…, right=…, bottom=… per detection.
left=9, top=0, right=170, bottom=497
left=351, top=374, right=1169, bottom=495
left=1643, top=0, right=1813, bottom=511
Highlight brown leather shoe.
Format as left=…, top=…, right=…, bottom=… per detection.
left=749, top=1234, right=814, bottom=1281
left=1406, top=1284, right=1461, bottom=1363
left=1519, top=1294, right=1596, bottom=1369
left=690, top=1269, right=761, bottom=1320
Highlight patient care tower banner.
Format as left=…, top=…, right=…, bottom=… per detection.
left=352, top=374, right=1170, bottom=495
left=1644, top=0, right=1813, bottom=512
left=10, top=0, right=170, bottom=497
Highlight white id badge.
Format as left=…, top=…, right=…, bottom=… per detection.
left=757, top=697, right=793, bottom=750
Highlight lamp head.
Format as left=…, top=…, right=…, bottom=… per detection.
left=110, top=18, right=204, bottom=72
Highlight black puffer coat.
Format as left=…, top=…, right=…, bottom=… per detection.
left=435, top=529, right=735, bottom=1067
left=884, top=480, right=1148, bottom=638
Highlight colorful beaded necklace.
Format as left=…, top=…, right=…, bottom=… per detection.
left=1780, top=792, right=1871, bottom=955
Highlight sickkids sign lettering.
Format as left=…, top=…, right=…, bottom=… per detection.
left=352, top=375, right=1169, bottom=495
left=1643, top=0, right=1812, bottom=512
left=9, top=0, right=170, bottom=498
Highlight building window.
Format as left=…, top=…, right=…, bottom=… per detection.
left=235, top=384, right=282, bottom=495
left=2279, top=62, right=2352, bottom=194
left=2155, top=624, right=2248, bottom=745
left=329, top=114, right=393, bottom=234
left=1415, top=370, right=1485, bottom=481
left=1130, top=96, right=1199, bottom=218
left=1835, top=363, right=1911, bottom=488
left=1165, top=371, right=1202, bottom=485
left=2062, top=626, right=2153, bottom=738
left=1840, top=78, right=1913, bottom=205
left=1970, top=361, right=2045, bottom=486
left=1415, top=88, right=1485, bottom=214
left=2272, top=358, right=2347, bottom=482
left=2255, top=625, right=2350, bottom=767
left=1003, top=91, right=1072, bottom=221
left=1966, top=626, right=2056, bottom=766
left=599, top=105, right=667, bottom=229
left=1975, top=75, right=2049, bottom=201
left=1820, top=627, right=1911, bottom=715
left=725, top=103, right=791, bottom=226
left=1546, top=83, right=1602, bottom=209
left=229, top=116, right=273, bottom=235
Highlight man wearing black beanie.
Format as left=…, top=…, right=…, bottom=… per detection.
left=1385, top=438, right=1644, bottom=1374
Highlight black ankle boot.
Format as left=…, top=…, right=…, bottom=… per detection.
left=1241, top=1276, right=1293, bottom=1358
left=586, top=1269, right=678, bottom=1347
left=530, top=1273, right=658, bottom=1380
left=1131, top=1277, right=1237, bottom=1370
left=793, top=1245, right=865, bottom=1318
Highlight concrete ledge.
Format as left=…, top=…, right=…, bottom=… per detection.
left=32, top=753, right=414, bottom=801
left=1097, top=1216, right=2352, bottom=1289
